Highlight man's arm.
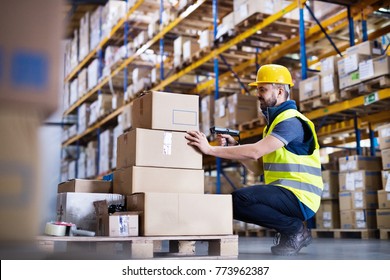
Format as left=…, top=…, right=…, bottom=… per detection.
left=185, top=131, right=284, bottom=161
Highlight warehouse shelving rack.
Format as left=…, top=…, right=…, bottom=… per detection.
left=61, top=0, right=390, bottom=191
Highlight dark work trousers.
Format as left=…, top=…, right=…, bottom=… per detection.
left=232, top=184, right=305, bottom=235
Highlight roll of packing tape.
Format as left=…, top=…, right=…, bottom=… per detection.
left=44, top=222, right=67, bottom=236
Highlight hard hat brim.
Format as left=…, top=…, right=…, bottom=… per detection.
left=248, top=81, right=294, bottom=87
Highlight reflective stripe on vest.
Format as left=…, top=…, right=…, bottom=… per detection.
left=262, top=109, right=323, bottom=212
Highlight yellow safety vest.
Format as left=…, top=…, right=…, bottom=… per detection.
left=262, top=109, right=323, bottom=213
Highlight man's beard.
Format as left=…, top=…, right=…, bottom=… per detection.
left=259, top=96, right=277, bottom=111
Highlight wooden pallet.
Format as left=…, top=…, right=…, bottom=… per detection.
left=234, top=228, right=275, bottom=238
left=379, top=229, right=390, bottom=240
left=311, top=229, right=379, bottom=239
left=340, top=74, right=390, bottom=100
left=300, top=96, right=330, bottom=112
left=238, top=118, right=266, bottom=131
left=36, top=235, right=238, bottom=259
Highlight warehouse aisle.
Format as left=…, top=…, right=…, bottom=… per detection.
left=237, top=236, right=390, bottom=260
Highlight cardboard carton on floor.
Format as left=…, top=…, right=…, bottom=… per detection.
left=127, top=192, right=233, bottom=236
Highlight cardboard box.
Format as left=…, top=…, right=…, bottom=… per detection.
left=316, top=200, right=340, bottom=229
left=109, top=212, right=139, bottom=237
left=346, top=40, right=382, bottom=57
left=113, top=166, right=204, bottom=196
left=338, top=54, right=370, bottom=76
left=0, top=0, right=63, bottom=117
left=320, top=55, right=341, bottom=75
left=377, top=123, right=390, bottom=150
left=227, top=93, right=258, bottom=126
left=340, top=209, right=377, bottom=229
left=127, top=192, right=233, bottom=236
left=116, top=128, right=202, bottom=169
left=57, top=193, right=125, bottom=232
left=321, top=170, right=339, bottom=199
left=339, top=191, right=352, bottom=210
left=200, top=95, right=215, bottom=137
left=359, top=55, right=390, bottom=82
left=131, top=91, right=199, bottom=132
left=338, top=71, right=360, bottom=90
left=338, top=171, right=381, bottom=191
left=352, top=190, right=378, bottom=209
left=382, top=170, right=390, bottom=191
left=321, top=73, right=339, bottom=98
left=381, top=148, right=390, bottom=170
left=377, top=190, right=390, bottom=209
left=376, top=209, right=390, bottom=229
left=214, top=96, right=229, bottom=127
left=58, top=179, right=112, bottom=193
left=338, top=156, right=382, bottom=172
left=299, top=75, right=321, bottom=101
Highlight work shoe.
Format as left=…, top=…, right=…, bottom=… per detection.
left=271, top=225, right=312, bottom=256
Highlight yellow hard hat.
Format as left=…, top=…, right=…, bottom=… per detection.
left=248, top=64, right=294, bottom=87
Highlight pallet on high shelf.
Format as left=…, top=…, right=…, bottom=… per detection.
left=300, top=95, right=331, bottom=113
left=311, top=228, right=379, bottom=239
left=340, top=74, right=390, bottom=100
left=238, top=118, right=266, bottom=131
left=36, top=234, right=238, bottom=260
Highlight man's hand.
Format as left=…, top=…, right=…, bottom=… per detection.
left=217, top=134, right=237, bottom=146
left=185, top=131, right=212, bottom=155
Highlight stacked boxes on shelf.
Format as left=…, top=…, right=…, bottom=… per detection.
left=200, top=95, right=215, bottom=137
left=114, top=91, right=233, bottom=236
left=338, top=155, right=382, bottom=229
left=377, top=123, right=390, bottom=229
left=316, top=170, right=340, bottom=229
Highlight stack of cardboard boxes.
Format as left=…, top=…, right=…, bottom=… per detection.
left=377, top=123, right=390, bottom=229
left=114, top=91, right=233, bottom=236
left=338, top=155, right=382, bottom=229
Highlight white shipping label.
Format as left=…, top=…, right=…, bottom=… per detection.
left=324, top=221, right=332, bottom=228
left=344, top=55, right=359, bottom=74
left=347, top=160, right=357, bottom=171
left=322, top=191, right=330, bottom=198
left=359, top=59, right=374, bottom=80
left=356, top=221, right=366, bottom=228
left=381, top=127, right=390, bottom=138
left=323, top=182, right=329, bottom=191
left=323, top=212, right=331, bottom=220
left=322, top=75, right=334, bottom=93
left=355, top=210, right=364, bottom=221
left=354, top=192, right=363, bottom=200
left=163, top=132, right=172, bottom=155
left=354, top=171, right=363, bottom=189
left=239, top=4, right=249, bottom=18
left=373, top=48, right=382, bottom=55
left=218, top=102, right=226, bottom=117
left=354, top=199, right=363, bottom=208
left=386, top=178, right=390, bottom=192
left=304, top=82, right=313, bottom=93
left=346, top=173, right=355, bottom=190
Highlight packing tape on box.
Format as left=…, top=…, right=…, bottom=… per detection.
left=44, top=222, right=72, bottom=236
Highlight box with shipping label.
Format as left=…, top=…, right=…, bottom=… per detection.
left=109, top=212, right=139, bottom=237
left=337, top=54, right=370, bottom=76
left=381, top=148, right=390, bottom=171
left=377, top=190, right=390, bottom=209
left=339, top=191, right=352, bottom=211
left=338, top=71, right=360, bottom=90
left=214, top=96, right=230, bottom=127
left=321, top=73, right=339, bottom=98
left=299, top=75, right=321, bottom=101
left=116, top=128, right=202, bottom=170
left=321, top=170, right=339, bottom=199
left=113, top=166, right=204, bottom=196
left=57, top=179, right=112, bottom=193
left=376, top=209, right=390, bottom=229
left=338, top=156, right=382, bottom=172
left=227, top=93, right=259, bottom=126
left=382, top=170, right=390, bottom=191
left=126, top=192, right=233, bottom=236
left=131, top=91, right=199, bottom=132
left=352, top=190, right=378, bottom=210
left=340, top=209, right=377, bottom=229
left=320, top=55, right=341, bottom=75
left=359, top=55, right=390, bottom=82
left=56, top=192, right=125, bottom=232
left=346, top=40, right=382, bottom=57
left=315, top=200, right=340, bottom=229
left=377, top=123, right=390, bottom=150
left=338, top=170, right=381, bottom=191
left=0, top=1, right=63, bottom=117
